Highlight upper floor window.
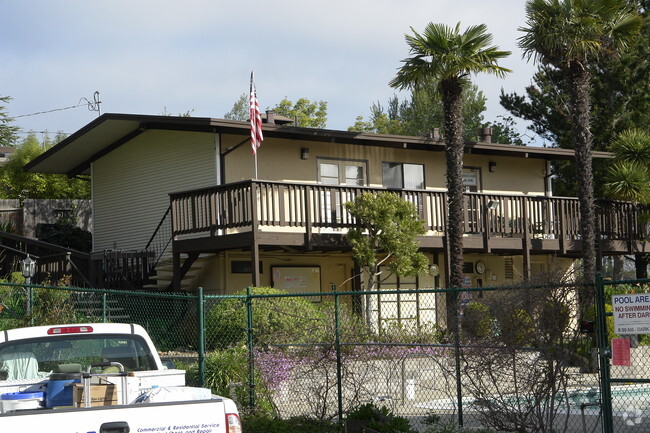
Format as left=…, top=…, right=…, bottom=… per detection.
left=382, top=162, right=424, bottom=189
left=318, top=159, right=366, bottom=186
left=462, top=167, right=481, bottom=192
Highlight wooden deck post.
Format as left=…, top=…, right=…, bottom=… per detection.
left=521, top=197, right=531, bottom=281
left=251, top=182, right=261, bottom=287
left=482, top=195, right=491, bottom=253
left=305, top=185, right=313, bottom=250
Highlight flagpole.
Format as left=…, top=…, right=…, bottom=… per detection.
left=250, top=71, right=263, bottom=180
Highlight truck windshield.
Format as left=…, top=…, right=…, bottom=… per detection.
left=0, top=334, right=156, bottom=381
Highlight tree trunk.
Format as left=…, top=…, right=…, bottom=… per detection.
left=568, top=64, right=597, bottom=289
left=613, top=255, right=624, bottom=280
left=365, top=263, right=377, bottom=328
left=636, top=253, right=649, bottom=279
left=441, top=79, right=465, bottom=327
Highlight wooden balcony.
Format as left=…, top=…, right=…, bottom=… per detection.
left=169, top=180, right=649, bottom=256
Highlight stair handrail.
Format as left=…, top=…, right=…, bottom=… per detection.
left=144, top=205, right=173, bottom=271
left=0, top=230, right=93, bottom=287
left=102, top=250, right=138, bottom=291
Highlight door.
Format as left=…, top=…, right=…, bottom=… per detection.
left=463, top=168, right=482, bottom=233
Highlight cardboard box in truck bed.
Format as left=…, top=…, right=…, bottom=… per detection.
left=73, top=384, right=118, bottom=407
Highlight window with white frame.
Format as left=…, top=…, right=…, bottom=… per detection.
left=382, top=162, right=424, bottom=189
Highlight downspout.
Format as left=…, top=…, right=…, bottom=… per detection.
left=91, top=164, right=96, bottom=252
left=544, top=160, right=554, bottom=197
left=214, top=130, right=222, bottom=185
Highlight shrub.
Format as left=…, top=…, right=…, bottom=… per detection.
left=205, top=287, right=327, bottom=350
left=38, top=221, right=92, bottom=252
left=583, top=303, right=617, bottom=341
left=461, top=302, right=493, bottom=339
left=184, top=346, right=274, bottom=415
left=497, top=308, right=535, bottom=346
left=0, top=283, right=86, bottom=330
left=346, top=403, right=417, bottom=433
left=376, top=320, right=449, bottom=345
left=242, top=414, right=340, bottom=433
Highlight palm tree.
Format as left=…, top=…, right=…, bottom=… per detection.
left=605, top=129, right=650, bottom=201
left=389, top=22, right=510, bottom=293
left=605, top=128, right=650, bottom=278
left=518, top=0, right=642, bottom=285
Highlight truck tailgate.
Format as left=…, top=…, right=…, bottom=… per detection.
left=0, top=398, right=227, bottom=433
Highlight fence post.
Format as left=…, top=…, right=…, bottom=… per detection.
left=246, top=286, right=255, bottom=410
left=28, top=286, right=34, bottom=326
left=197, top=287, right=205, bottom=388
left=453, top=287, right=463, bottom=428
left=335, top=292, right=343, bottom=424
left=102, top=292, right=107, bottom=323
left=595, top=274, right=614, bottom=433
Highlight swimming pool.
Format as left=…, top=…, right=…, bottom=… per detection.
left=415, top=384, right=650, bottom=416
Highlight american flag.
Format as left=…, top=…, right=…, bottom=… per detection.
left=249, top=71, right=263, bottom=154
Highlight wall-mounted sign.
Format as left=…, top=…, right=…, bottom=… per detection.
left=612, top=294, right=650, bottom=335
left=271, top=266, right=321, bottom=294
left=612, top=338, right=631, bottom=366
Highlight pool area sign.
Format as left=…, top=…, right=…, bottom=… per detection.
left=612, top=294, right=650, bottom=335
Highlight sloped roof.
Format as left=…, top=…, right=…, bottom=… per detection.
left=24, top=113, right=612, bottom=176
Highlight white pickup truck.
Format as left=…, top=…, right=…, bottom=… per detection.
left=0, top=323, right=242, bottom=433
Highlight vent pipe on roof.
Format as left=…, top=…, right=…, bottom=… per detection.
left=479, top=127, right=492, bottom=143
left=265, top=110, right=276, bottom=125
left=428, top=128, right=440, bottom=140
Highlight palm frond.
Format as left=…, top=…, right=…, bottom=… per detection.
left=610, top=129, right=650, bottom=167
left=519, top=0, right=641, bottom=67
left=390, top=21, right=510, bottom=92
left=604, top=161, right=650, bottom=203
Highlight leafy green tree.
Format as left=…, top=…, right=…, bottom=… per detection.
left=160, top=107, right=195, bottom=117
left=349, top=84, right=489, bottom=141
left=223, top=93, right=249, bottom=121
left=518, top=0, right=642, bottom=284
left=345, top=192, right=428, bottom=324
left=271, top=97, right=327, bottom=128
left=502, top=0, right=649, bottom=156
left=389, top=22, right=510, bottom=297
left=485, top=115, right=530, bottom=146
left=0, top=96, right=19, bottom=147
left=501, top=0, right=649, bottom=196
left=224, top=95, right=328, bottom=128
left=0, top=133, right=90, bottom=201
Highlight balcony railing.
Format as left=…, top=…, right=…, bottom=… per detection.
left=169, top=180, right=648, bottom=244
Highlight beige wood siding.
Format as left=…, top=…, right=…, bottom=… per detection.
left=220, top=134, right=547, bottom=195
left=92, top=130, right=216, bottom=251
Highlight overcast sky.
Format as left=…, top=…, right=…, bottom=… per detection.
left=1, top=0, right=541, bottom=143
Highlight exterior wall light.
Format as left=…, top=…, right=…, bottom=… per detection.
left=21, top=254, right=36, bottom=284
left=489, top=161, right=496, bottom=172
left=301, top=148, right=309, bottom=160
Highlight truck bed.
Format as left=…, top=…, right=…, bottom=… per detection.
left=0, top=397, right=228, bottom=433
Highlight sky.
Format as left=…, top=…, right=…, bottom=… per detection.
left=1, top=0, right=540, bottom=143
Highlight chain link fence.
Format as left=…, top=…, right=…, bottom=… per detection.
left=1, top=278, right=650, bottom=432
left=0, top=283, right=200, bottom=363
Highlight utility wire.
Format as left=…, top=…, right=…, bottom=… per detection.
left=14, top=91, right=101, bottom=119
